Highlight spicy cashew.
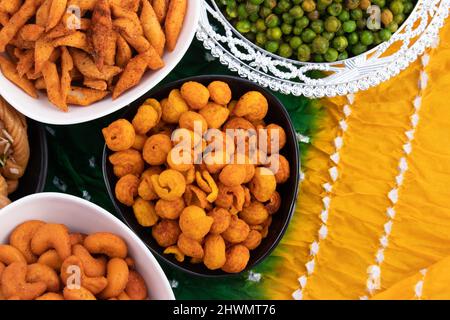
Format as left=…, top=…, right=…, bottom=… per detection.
left=9, top=220, right=45, bottom=263
left=83, top=232, right=128, bottom=259
left=1, top=262, right=47, bottom=300
left=35, top=292, right=64, bottom=300
left=0, top=244, right=27, bottom=265
left=125, top=270, right=148, bottom=300
left=26, top=263, right=60, bottom=292
left=37, top=250, right=63, bottom=271
left=60, top=255, right=108, bottom=295
left=63, top=286, right=96, bottom=300
left=72, top=244, right=107, bottom=277
left=99, top=258, right=129, bottom=299
left=30, top=223, right=72, bottom=260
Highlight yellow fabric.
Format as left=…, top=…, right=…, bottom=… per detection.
left=263, top=19, right=450, bottom=300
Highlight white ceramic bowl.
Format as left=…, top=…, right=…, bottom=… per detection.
left=0, top=193, right=175, bottom=300
left=0, top=1, right=200, bottom=125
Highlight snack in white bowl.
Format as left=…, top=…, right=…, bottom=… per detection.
left=0, top=192, right=174, bottom=300
left=0, top=0, right=200, bottom=125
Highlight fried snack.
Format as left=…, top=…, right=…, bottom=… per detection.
left=177, top=233, right=203, bottom=259
left=152, top=0, right=169, bottom=23
left=165, top=0, right=187, bottom=51
left=239, top=201, right=269, bottom=226
left=70, top=49, right=121, bottom=80
left=141, top=0, right=165, bottom=57
left=9, top=220, right=45, bottom=264
left=84, top=232, right=128, bottom=259
left=161, top=89, right=188, bottom=123
left=132, top=104, right=159, bottom=135
left=179, top=206, right=213, bottom=240
left=265, top=124, right=287, bottom=152
left=26, top=263, right=60, bottom=292
left=203, top=234, right=226, bottom=270
left=199, top=102, right=230, bottom=129
left=133, top=134, right=147, bottom=151
left=155, top=197, right=185, bottom=220
left=47, top=0, right=68, bottom=31
left=37, top=250, right=62, bottom=271
left=151, top=219, right=180, bottom=247
left=138, top=167, right=163, bottom=201
left=125, top=270, right=148, bottom=300
left=265, top=191, right=281, bottom=214
left=103, top=119, right=136, bottom=152
left=0, top=55, right=37, bottom=98
left=203, top=149, right=231, bottom=174
left=183, top=185, right=209, bottom=209
left=0, top=244, right=27, bottom=265
left=242, top=230, right=262, bottom=250
left=72, top=244, right=106, bottom=277
left=1, top=262, right=46, bottom=300
left=143, top=133, right=172, bottom=165
left=195, top=170, right=218, bottom=203
left=115, top=33, right=132, bottom=68
left=60, top=47, right=73, bottom=105
left=221, top=245, right=250, bottom=273
left=91, top=0, right=113, bottom=69
left=233, top=91, right=268, bottom=122
left=30, top=223, right=71, bottom=260
left=99, top=258, right=129, bottom=299
left=163, top=246, right=184, bottom=262
left=166, top=147, right=193, bottom=172
left=151, top=169, right=186, bottom=201
left=132, top=197, right=159, bottom=227
left=208, top=81, right=232, bottom=105
left=115, top=174, right=139, bottom=206
left=222, top=215, right=250, bottom=244
left=219, top=164, right=246, bottom=187
left=66, top=87, right=108, bottom=106
left=250, top=167, right=276, bottom=202
left=16, top=49, right=33, bottom=77
left=179, top=111, right=208, bottom=134
left=83, top=78, right=107, bottom=91
left=266, top=154, right=290, bottom=184
left=207, top=208, right=231, bottom=235
left=180, top=81, right=209, bottom=110
left=42, top=61, right=67, bottom=111
left=109, top=149, right=144, bottom=178
left=0, top=0, right=22, bottom=14
left=215, top=184, right=245, bottom=213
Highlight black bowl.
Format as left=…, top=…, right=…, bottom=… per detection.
left=103, top=75, right=300, bottom=277
left=9, top=119, right=48, bottom=201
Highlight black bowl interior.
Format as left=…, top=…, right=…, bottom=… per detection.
left=9, top=119, right=48, bottom=201
left=103, top=75, right=300, bottom=277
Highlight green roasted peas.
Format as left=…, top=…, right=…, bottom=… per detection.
left=289, top=5, right=304, bottom=18
left=351, top=43, right=367, bottom=55
left=373, top=32, right=382, bottom=45
left=236, top=20, right=251, bottom=33
left=297, top=44, right=311, bottom=61
left=314, top=54, right=324, bottom=62
left=360, top=30, right=374, bottom=45
left=322, top=31, right=335, bottom=40
left=264, top=0, right=276, bottom=9
left=317, top=0, right=333, bottom=11
left=278, top=43, right=293, bottom=57
left=293, top=26, right=303, bottom=35
left=403, top=2, right=414, bottom=14
left=226, top=3, right=238, bottom=18
left=301, top=28, right=316, bottom=43
left=387, top=21, right=398, bottom=33
left=296, top=16, right=310, bottom=29
left=338, top=10, right=350, bottom=22
left=324, top=48, right=339, bottom=62
left=346, top=0, right=361, bottom=10
left=237, top=4, right=248, bottom=19
left=311, top=20, right=324, bottom=34
left=249, top=0, right=264, bottom=5
left=281, top=23, right=293, bottom=35
left=394, top=13, right=405, bottom=25
left=390, top=1, right=404, bottom=15
left=327, top=3, right=343, bottom=16
left=302, top=0, right=316, bottom=13
left=289, top=36, right=303, bottom=49
left=325, top=16, right=341, bottom=32
left=379, top=28, right=392, bottom=41
left=372, top=0, right=385, bottom=7
left=259, top=7, right=272, bottom=18
left=338, top=50, right=348, bottom=60
left=265, top=40, right=279, bottom=53
left=347, top=31, right=359, bottom=44
left=356, top=19, right=366, bottom=30
left=256, top=19, right=267, bottom=32
left=282, top=13, right=294, bottom=24
left=312, top=36, right=329, bottom=54
left=342, top=20, right=357, bottom=33
left=350, top=8, right=363, bottom=20
left=267, top=27, right=282, bottom=40
left=245, top=2, right=260, bottom=15
left=249, top=12, right=260, bottom=22
left=332, top=36, right=348, bottom=51
left=308, top=11, right=320, bottom=21
left=276, top=0, right=292, bottom=13
left=265, top=14, right=280, bottom=28
left=256, top=32, right=267, bottom=46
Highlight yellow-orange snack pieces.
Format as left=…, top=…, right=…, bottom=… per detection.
left=132, top=103, right=159, bottom=135
left=222, top=215, right=250, bottom=244
left=179, top=111, right=208, bottom=133
left=249, top=167, right=276, bottom=202
left=163, top=246, right=185, bottom=262
left=219, top=164, right=247, bottom=187
left=180, top=81, right=209, bottom=110
left=132, top=197, right=159, bottom=227
left=208, top=208, right=231, bottom=235
left=239, top=201, right=269, bottom=225
left=177, top=233, right=204, bottom=259
left=151, top=169, right=186, bottom=201
left=221, top=244, right=250, bottom=273
left=138, top=167, right=163, bottom=201
left=151, top=220, right=181, bottom=248
left=179, top=206, right=213, bottom=240
left=199, top=102, right=230, bottom=129
left=115, top=174, right=139, bottom=206
left=161, top=89, right=189, bottom=123
left=103, top=119, right=136, bottom=152
left=208, top=81, right=232, bottom=105
left=233, top=91, right=268, bottom=122
left=109, top=149, right=144, bottom=178
left=143, top=134, right=172, bottom=165
left=242, top=230, right=262, bottom=250
left=155, top=197, right=185, bottom=220
left=203, top=234, right=226, bottom=270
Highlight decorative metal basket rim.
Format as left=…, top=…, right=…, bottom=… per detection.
left=196, top=0, right=450, bottom=98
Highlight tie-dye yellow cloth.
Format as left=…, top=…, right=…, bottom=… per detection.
left=262, top=19, right=450, bottom=300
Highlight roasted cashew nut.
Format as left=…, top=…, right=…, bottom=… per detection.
left=125, top=270, right=148, bottom=300
left=37, top=250, right=62, bottom=272
left=26, top=263, right=60, bottom=292
left=72, top=244, right=107, bottom=277
left=9, top=220, right=45, bottom=263
left=1, top=262, right=47, bottom=300
left=99, top=258, right=129, bottom=299
left=0, top=244, right=27, bottom=265
left=63, top=286, right=96, bottom=300
left=83, top=232, right=128, bottom=259
left=30, top=223, right=72, bottom=260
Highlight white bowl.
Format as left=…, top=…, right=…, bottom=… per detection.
left=0, top=1, right=200, bottom=125
left=0, top=193, right=175, bottom=300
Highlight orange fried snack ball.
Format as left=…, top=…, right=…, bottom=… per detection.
left=151, top=169, right=186, bottom=201
left=199, top=102, right=230, bottom=129
left=265, top=124, right=287, bottom=152
left=203, top=234, right=226, bottom=270
left=132, top=104, right=159, bottom=135
left=233, top=91, right=268, bottom=122
left=103, top=119, right=136, bottom=152
left=143, top=134, right=172, bottom=165
left=222, top=215, right=250, bottom=244
left=242, top=230, right=262, bottom=250
left=219, top=164, right=247, bottom=187
left=180, top=81, right=210, bottom=110
left=155, top=197, right=185, bottom=220
left=115, top=174, right=139, bottom=206
left=250, top=167, right=277, bottom=202
left=138, top=167, right=163, bottom=201
left=109, top=149, right=144, bottom=178
left=152, top=220, right=181, bottom=248
left=179, top=206, right=213, bottom=240
left=177, top=233, right=204, bottom=259
left=161, top=89, right=189, bottom=123
left=132, top=197, right=159, bottom=227
left=239, top=201, right=269, bottom=225
left=221, top=245, right=250, bottom=273
left=266, top=154, right=290, bottom=184
left=208, top=81, right=232, bottom=105
left=179, top=111, right=208, bottom=134
left=208, top=208, right=231, bottom=235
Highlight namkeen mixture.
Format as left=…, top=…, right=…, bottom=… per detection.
left=0, top=0, right=187, bottom=111
left=103, top=80, right=291, bottom=273
left=0, top=220, right=149, bottom=300
left=0, top=97, right=29, bottom=208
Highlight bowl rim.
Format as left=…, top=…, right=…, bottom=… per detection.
left=0, top=1, right=200, bottom=126
left=209, top=0, right=420, bottom=65
left=0, top=192, right=176, bottom=299
left=102, top=74, right=300, bottom=278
